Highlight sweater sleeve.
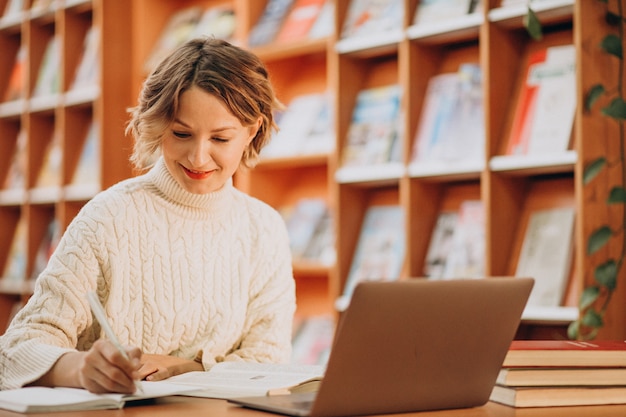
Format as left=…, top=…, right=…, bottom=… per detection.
left=214, top=205, right=296, bottom=366
left=0, top=212, right=101, bottom=390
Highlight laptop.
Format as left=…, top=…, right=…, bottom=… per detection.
left=229, top=277, right=534, bottom=417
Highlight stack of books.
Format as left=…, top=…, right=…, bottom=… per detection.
left=490, top=340, right=626, bottom=407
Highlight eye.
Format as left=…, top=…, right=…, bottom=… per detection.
left=173, top=130, right=191, bottom=139
left=212, top=136, right=229, bottom=143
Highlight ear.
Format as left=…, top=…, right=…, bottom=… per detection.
left=247, top=117, right=263, bottom=146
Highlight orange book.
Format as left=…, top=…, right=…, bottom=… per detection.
left=3, top=46, right=25, bottom=102
left=503, top=340, right=626, bottom=368
left=274, top=0, right=327, bottom=43
left=505, top=48, right=547, bottom=155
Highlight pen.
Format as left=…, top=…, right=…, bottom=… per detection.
left=87, top=291, right=144, bottom=394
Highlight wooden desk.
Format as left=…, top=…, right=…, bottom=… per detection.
left=1, top=397, right=626, bottom=417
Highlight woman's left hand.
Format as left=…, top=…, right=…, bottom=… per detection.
left=138, top=354, right=204, bottom=381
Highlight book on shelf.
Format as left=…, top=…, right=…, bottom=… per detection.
left=340, top=0, right=404, bottom=39
left=3, top=45, right=26, bottom=102
left=291, top=315, right=335, bottom=366
left=32, top=35, right=61, bottom=98
left=441, top=200, right=484, bottom=279
left=341, top=84, right=402, bottom=168
left=274, top=0, right=328, bottom=43
left=335, top=205, right=406, bottom=311
left=489, top=384, right=626, bottom=408
left=247, top=0, right=295, bottom=47
left=261, top=93, right=331, bottom=159
left=190, top=5, right=236, bottom=41
left=496, top=366, right=626, bottom=387
left=143, top=6, right=203, bottom=73
left=3, top=128, right=27, bottom=191
left=2, top=215, right=27, bottom=282
left=165, top=362, right=325, bottom=399
left=0, top=382, right=199, bottom=413
left=71, top=121, right=100, bottom=187
left=502, top=340, right=626, bottom=368
left=410, top=63, right=484, bottom=167
left=413, top=0, right=473, bottom=26
left=282, top=198, right=329, bottom=261
left=35, top=129, right=62, bottom=189
left=70, top=26, right=100, bottom=91
left=424, top=211, right=459, bottom=279
left=506, top=44, right=576, bottom=156
left=515, top=207, right=575, bottom=308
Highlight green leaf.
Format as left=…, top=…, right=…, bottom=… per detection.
left=587, top=226, right=613, bottom=255
left=579, top=286, right=600, bottom=309
left=600, top=34, right=623, bottom=59
left=585, top=84, right=606, bottom=111
left=581, top=308, right=604, bottom=328
left=567, top=320, right=580, bottom=340
left=523, top=8, right=542, bottom=41
left=602, top=97, right=626, bottom=120
left=607, top=186, right=626, bottom=203
left=595, top=260, right=618, bottom=290
left=583, top=157, right=607, bottom=184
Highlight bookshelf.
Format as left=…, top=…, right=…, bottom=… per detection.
left=0, top=0, right=133, bottom=331
left=1, top=0, right=625, bottom=342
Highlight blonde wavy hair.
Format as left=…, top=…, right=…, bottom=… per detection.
left=126, top=38, right=281, bottom=170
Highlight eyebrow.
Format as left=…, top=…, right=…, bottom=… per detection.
left=173, top=118, right=238, bottom=132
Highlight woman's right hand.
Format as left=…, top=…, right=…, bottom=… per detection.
left=32, top=339, right=143, bottom=394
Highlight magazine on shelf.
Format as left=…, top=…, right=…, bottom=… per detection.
left=35, top=128, right=62, bottom=189
left=71, top=121, right=100, bottom=187
left=341, top=0, right=403, bottom=39
left=2, top=215, right=27, bottom=282
left=4, top=45, right=26, bottom=102
left=442, top=200, right=485, bottom=279
left=291, top=315, right=335, bottom=366
left=32, top=218, right=61, bottom=279
left=262, top=93, right=329, bottom=159
left=341, top=84, right=402, bottom=168
left=71, top=26, right=100, bottom=90
left=506, top=44, right=576, bottom=156
left=413, top=0, right=473, bottom=25
left=411, top=63, right=484, bottom=167
left=424, top=211, right=459, bottom=279
left=282, top=198, right=329, bottom=261
left=274, top=0, right=328, bottom=43
left=307, top=0, right=334, bottom=39
left=33, top=35, right=60, bottom=98
left=190, top=5, right=236, bottom=41
left=335, top=205, right=406, bottom=311
left=3, top=128, right=27, bottom=191
left=301, top=209, right=335, bottom=266
left=515, top=207, right=575, bottom=307
left=143, top=7, right=203, bottom=73
left=247, top=0, right=295, bottom=47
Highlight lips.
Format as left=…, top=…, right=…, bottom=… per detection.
left=183, top=165, right=212, bottom=180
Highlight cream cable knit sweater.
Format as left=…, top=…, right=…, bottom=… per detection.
left=0, top=158, right=296, bottom=390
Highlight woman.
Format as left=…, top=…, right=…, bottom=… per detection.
left=0, top=38, right=295, bottom=393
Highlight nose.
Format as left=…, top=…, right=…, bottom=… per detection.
left=187, top=138, right=212, bottom=167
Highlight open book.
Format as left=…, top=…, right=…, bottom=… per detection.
left=0, top=381, right=196, bottom=413
left=0, top=362, right=324, bottom=413
left=167, top=362, right=325, bottom=399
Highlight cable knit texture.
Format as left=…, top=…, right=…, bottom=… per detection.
left=0, top=158, right=296, bottom=390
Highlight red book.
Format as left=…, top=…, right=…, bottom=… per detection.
left=503, top=340, right=626, bottom=368
left=274, top=0, right=327, bottom=43
left=505, top=48, right=547, bottom=156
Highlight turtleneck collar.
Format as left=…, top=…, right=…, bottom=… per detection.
left=145, top=157, right=235, bottom=211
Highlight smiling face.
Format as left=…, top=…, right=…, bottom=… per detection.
left=162, top=86, right=261, bottom=194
